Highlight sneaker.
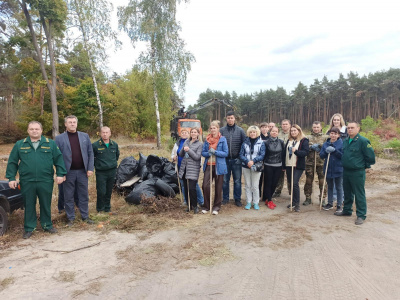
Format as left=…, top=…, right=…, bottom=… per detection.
left=66, top=220, right=74, bottom=227
left=44, top=227, right=58, bottom=234
left=272, top=192, right=281, bottom=198
left=294, top=206, right=300, bottom=212
left=193, top=207, right=199, bottom=214
left=83, top=218, right=95, bottom=224
left=336, top=205, right=343, bottom=213
left=265, top=200, right=269, bottom=206
left=235, top=201, right=242, bottom=207
left=244, top=203, right=252, bottom=210
left=355, top=217, right=364, bottom=225
left=212, top=210, right=218, bottom=215
left=334, top=211, right=352, bottom=216
left=254, top=204, right=260, bottom=210
left=222, top=199, right=229, bottom=205
left=202, top=209, right=208, bottom=214
left=271, top=201, right=276, bottom=207
left=267, top=201, right=275, bottom=210
left=303, top=198, right=312, bottom=206
left=23, top=231, right=33, bottom=239
left=323, top=203, right=333, bottom=211
left=287, top=204, right=294, bottom=209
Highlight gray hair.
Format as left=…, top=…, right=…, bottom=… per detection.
left=65, top=115, right=78, bottom=123
left=28, top=121, right=43, bottom=130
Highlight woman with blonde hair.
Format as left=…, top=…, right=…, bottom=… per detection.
left=239, top=125, right=266, bottom=210
left=201, top=121, right=229, bottom=215
left=327, top=113, right=348, bottom=140
left=282, top=124, right=309, bottom=212
left=178, top=127, right=203, bottom=214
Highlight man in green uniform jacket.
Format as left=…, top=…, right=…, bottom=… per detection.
left=6, top=121, right=66, bottom=239
left=92, top=126, right=120, bottom=213
left=334, top=121, right=375, bottom=225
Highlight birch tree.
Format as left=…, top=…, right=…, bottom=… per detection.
left=18, top=0, right=67, bottom=137
left=67, top=0, right=120, bottom=129
left=118, top=0, right=195, bottom=148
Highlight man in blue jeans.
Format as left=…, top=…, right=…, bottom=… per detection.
left=220, top=111, right=246, bottom=206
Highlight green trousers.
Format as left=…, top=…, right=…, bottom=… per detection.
left=343, top=169, right=367, bottom=219
left=95, top=168, right=116, bottom=212
left=21, top=181, right=54, bottom=232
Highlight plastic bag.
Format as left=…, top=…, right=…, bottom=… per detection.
left=137, top=153, right=149, bottom=180
left=146, top=155, right=164, bottom=177
left=155, top=179, right=176, bottom=198
left=125, top=179, right=157, bottom=205
left=116, top=156, right=138, bottom=186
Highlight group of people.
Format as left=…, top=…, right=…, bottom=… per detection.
left=6, top=116, right=119, bottom=239
left=171, top=112, right=376, bottom=226
left=5, top=111, right=376, bottom=239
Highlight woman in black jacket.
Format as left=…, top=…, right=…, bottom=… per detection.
left=283, top=124, right=309, bottom=212
left=263, top=126, right=285, bottom=209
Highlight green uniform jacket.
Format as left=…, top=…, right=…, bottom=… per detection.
left=306, top=132, right=328, bottom=166
left=6, top=136, right=67, bottom=182
left=342, top=133, right=376, bottom=170
left=92, top=139, right=120, bottom=171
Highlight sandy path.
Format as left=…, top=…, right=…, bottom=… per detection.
left=1, top=158, right=400, bottom=299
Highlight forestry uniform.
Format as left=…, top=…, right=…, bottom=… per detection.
left=92, top=138, right=120, bottom=212
left=6, top=136, right=66, bottom=232
left=341, top=134, right=375, bottom=219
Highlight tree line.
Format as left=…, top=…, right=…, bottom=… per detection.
left=190, top=69, right=400, bottom=129
left=0, top=0, right=192, bottom=147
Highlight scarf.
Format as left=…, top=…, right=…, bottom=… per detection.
left=206, top=133, right=220, bottom=166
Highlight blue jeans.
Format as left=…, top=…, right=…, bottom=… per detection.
left=180, top=179, right=204, bottom=205
left=327, top=176, right=343, bottom=206
left=223, top=158, right=242, bottom=202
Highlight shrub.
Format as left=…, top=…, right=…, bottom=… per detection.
left=359, top=131, right=383, bottom=154
left=361, top=116, right=380, bottom=132
left=386, top=138, right=400, bottom=154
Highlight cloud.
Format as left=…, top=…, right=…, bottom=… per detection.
left=271, top=34, right=326, bottom=54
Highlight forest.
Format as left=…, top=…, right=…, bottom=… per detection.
left=190, top=69, right=400, bottom=129
left=1, top=0, right=400, bottom=145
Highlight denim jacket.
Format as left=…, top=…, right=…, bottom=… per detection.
left=202, top=136, right=229, bottom=175
left=239, top=137, right=266, bottom=169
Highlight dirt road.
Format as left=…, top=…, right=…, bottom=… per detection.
left=1, top=158, right=400, bottom=299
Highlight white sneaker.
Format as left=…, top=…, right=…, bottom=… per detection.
left=202, top=210, right=208, bottom=214
left=212, top=211, right=218, bottom=215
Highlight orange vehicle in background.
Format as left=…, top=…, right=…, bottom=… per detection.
left=170, top=98, right=235, bottom=141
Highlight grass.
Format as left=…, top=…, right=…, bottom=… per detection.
left=0, top=136, right=189, bottom=249
left=0, top=277, right=15, bottom=291
left=53, top=271, right=76, bottom=283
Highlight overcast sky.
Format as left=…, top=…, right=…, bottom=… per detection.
left=108, top=0, right=400, bottom=107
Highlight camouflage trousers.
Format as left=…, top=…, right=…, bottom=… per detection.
left=304, top=164, right=327, bottom=199
left=275, top=171, right=289, bottom=195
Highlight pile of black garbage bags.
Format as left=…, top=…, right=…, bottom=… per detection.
left=115, top=153, right=179, bottom=205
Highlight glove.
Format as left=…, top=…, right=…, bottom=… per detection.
left=184, top=153, right=189, bottom=158
left=311, top=144, right=321, bottom=152
left=326, top=146, right=335, bottom=154
left=251, top=165, right=257, bottom=172
left=209, top=148, right=216, bottom=155
left=288, top=146, right=293, bottom=155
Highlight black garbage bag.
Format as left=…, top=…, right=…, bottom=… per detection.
left=146, top=155, right=164, bottom=177
left=116, top=156, right=138, bottom=186
left=155, top=179, right=176, bottom=198
left=125, top=179, right=157, bottom=205
left=161, top=161, right=179, bottom=186
left=137, top=153, right=149, bottom=180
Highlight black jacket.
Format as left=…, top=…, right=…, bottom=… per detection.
left=283, top=138, right=309, bottom=170
left=220, top=124, right=246, bottom=159
left=263, top=138, right=285, bottom=166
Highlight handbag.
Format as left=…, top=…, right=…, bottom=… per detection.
left=253, top=160, right=264, bottom=172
